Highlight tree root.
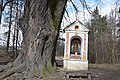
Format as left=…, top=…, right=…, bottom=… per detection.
left=0, top=62, right=13, bottom=73
left=0, top=62, right=25, bottom=80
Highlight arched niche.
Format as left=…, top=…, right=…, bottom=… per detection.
left=70, top=36, right=82, bottom=59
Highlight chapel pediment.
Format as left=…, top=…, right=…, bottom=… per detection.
left=63, top=20, right=89, bottom=32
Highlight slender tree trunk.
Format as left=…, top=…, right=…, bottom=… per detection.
left=0, top=0, right=3, bottom=24
left=101, top=28, right=104, bottom=63
left=112, top=11, right=116, bottom=64
left=112, top=24, right=116, bottom=63
left=13, top=24, right=15, bottom=57
left=7, top=2, right=13, bottom=51
left=15, top=0, right=19, bottom=59
left=94, top=28, right=98, bottom=63
left=15, top=28, right=19, bottom=57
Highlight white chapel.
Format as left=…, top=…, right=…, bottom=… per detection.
left=63, top=20, right=89, bottom=70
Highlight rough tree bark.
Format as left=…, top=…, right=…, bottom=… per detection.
left=0, top=0, right=67, bottom=80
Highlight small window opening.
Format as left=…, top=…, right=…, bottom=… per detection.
left=75, top=25, right=79, bottom=29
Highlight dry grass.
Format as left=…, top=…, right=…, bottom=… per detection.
left=89, top=64, right=120, bottom=71
left=0, top=48, right=14, bottom=64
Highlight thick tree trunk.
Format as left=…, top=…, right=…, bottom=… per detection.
left=0, top=0, right=67, bottom=80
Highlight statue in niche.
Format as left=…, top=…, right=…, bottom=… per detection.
left=74, top=40, right=78, bottom=52
left=71, top=38, right=81, bottom=55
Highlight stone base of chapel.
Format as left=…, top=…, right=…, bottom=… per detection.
left=63, top=59, right=88, bottom=70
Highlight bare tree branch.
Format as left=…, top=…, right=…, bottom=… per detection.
left=65, top=9, right=71, bottom=23
left=69, top=0, right=78, bottom=11
left=96, top=0, right=101, bottom=6
left=79, top=0, right=92, bottom=14
left=63, top=15, right=71, bottom=23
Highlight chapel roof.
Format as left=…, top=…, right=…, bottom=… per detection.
left=63, top=20, right=90, bottom=32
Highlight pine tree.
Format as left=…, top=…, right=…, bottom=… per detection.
left=89, top=6, right=108, bottom=63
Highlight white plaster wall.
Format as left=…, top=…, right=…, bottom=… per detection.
left=64, top=59, right=88, bottom=70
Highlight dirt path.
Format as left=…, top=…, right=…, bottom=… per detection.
left=98, top=71, right=120, bottom=80
left=88, top=64, right=120, bottom=80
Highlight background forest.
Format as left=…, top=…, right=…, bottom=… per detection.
left=0, top=0, right=120, bottom=64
